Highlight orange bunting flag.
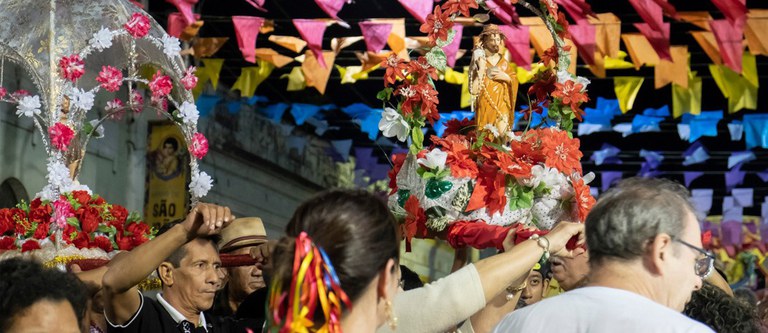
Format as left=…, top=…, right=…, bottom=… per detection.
left=355, top=51, right=388, bottom=72
left=588, top=13, right=622, bottom=58
left=269, top=35, right=307, bottom=54
left=369, top=18, right=407, bottom=60
left=331, top=36, right=364, bottom=54
left=260, top=20, right=275, bottom=34
left=254, top=48, right=294, bottom=68
left=745, top=10, right=768, bottom=56
left=193, top=38, right=229, bottom=58
left=621, top=33, right=660, bottom=69
left=522, top=16, right=577, bottom=73
left=677, top=12, right=714, bottom=31
left=302, top=51, right=336, bottom=95
left=690, top=31, right=722, bottom=65
left=655, top=46, right=689, bottom=89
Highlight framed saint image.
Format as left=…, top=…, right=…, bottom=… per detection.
left=144, top=121, right=190, bottom=228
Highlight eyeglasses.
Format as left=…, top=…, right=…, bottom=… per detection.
left=675, top=239, right=715, bottom=278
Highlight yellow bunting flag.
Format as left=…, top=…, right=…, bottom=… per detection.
left=672, top=72, right=702, bottom=118
left=302, top=51, right=336, bottom=95
left=604, top=51, right=635, bottom=69
left=614, top=77, right=644, bottom=113
left=444, top=67, right=467, bottom=85
left=655, top=46, right=689, bottom=89
left=709, top=52, right=759, bottom=113
left=690, top=31, right=722, bottom=65
left=191, top=69, right=211, bottom=99
left=193, top=37, right=229, bottom=58
left=268, top=35, right=307, bottom=53
left=254, top=48, right=294, bottom=68
left=335, top=65, right=378, bottom=84
left=231, top=60, right=275, bottom=97
left=515, top=62, right=547, bottom=84
left=180, top=20, right=204, bottom=42
left=746, top=10, right=768, bottom=56
left=260, top=20, right=275, bottom=34
left=281, top=67, right=306, bottom=91
left=621, top=33, right=660, bottom=70
left=588, top=13, right=621, bottom=58
left=200, top=59, right=225, bottom=89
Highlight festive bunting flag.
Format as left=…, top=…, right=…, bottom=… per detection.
left=302, top=51, right=336, bottom=94
left=254, top=48, right=294, bottom=68
left=689, top=117, right=720, bottom=142
left=168, top=12, right=201, bottom=39
left=678, top=11, right=714, bottom=30
left=601, top=171, right=623, bottom=192
left=709, top=52, right=758, bottom=113
left=569, top=21, right=598, bottom=65
left=690, top=31, right=722, bottom=65
left=398, top=0, right=432, bottom=23
left=445, top=25, right=464, bottom=68
left=677, top=124, right=690, bottom=140
left=725, top=163, right=747, bottom=191
left=728, top=121, right=744, bottom=141
left=359, top=21, right=393, bottom=53
left=711, top=0, right=748, bottom=27
left=290, top=104, right=322, bottom=125
left=682, top=142, right=709, bottom=166
left=358, top=110, right=383, bottom=141
left=672, top=72, right=702, bottom=118
left=555, top=0, right=594, bottom=22
left=578, top=123, right=607, bottom=136
left=629, top=0, right=664, bottom=31
left=612, top=123, right=633, bottom=137
left=193, top=38, right=229, bottom=58
left=523, top=16, right=577, bottom=73
left=260, top=20, right=275, bottom=34
left=314, top=0, right=347, bottom=21
left=293, top=19, right=330, bottom=68
left=613, top=77, right=644, bottom=113
left=355, top=51, right=388, bottom=71
left=743, top=114, right=768, bottom=149
left=195, top=95, right=221, bottom=118
left=281, top=67, right=306, bottom=91
left=591, top=144, right=622, bottom=165
left=336, top=65, right=365, bottom=84
left=652, top=0, right=679, bottom=19
left=498, top=25, right=531, bottom=70
left=370, top=18, right=408, bottom=60
left=244, top=0, right=267, bottom=12
left=166, top=0, right=198, bottom=26
left=634, top=22, right=671, bottom=60
left=632, top=115, right=663, bottom=133
left=269, top=35, right=307, bottom=53
left=745, top=10, right=768, bottom=56
left=655, top=46, right=688, bottom=89
left=332, top=36, right=365, bottom=54
left=231, top=61, right=275, bottom=97
left=684, top=171, right=704, bottom=187
left=710, top=19, right=745, bottom=73
left=331, top=140, right=353, bottom=161
left=259, top=103, right=289, bottom=123
left=621, top=33, right=660, bottom=69
left=691, top=189, right=713, bottom=215
left=486, top=0, right=520, bottom=26
left=728, top=151, right=756, bottom=169
left=604, top=51, right=634, bottom=69
left=200, top=58, right=225, bottom=89
left=733, top=188, right=754, bottom=207
left=589, top=13, right=621, bottom=58
left=758, top=169, right=768, bottom=183
left=232, top=16, right=265, bottom=63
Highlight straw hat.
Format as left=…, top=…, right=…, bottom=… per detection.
left=218, top=217, right=268, bottom=253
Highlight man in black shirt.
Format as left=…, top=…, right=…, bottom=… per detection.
left=103, top=203, right=258, bottom=332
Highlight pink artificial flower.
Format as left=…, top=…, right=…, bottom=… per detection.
left=148, top=71, right=173, bottom=97
left=130, top=91, right=144, bottom=113
left=181, top=66, right=198, bottom=90
left=189, top=132, right=208, bottom=159
left=51, top=198, right=74, bottom=229
left=106, top=98, right=125, bottom=119
left=49, top=122, right=75, bottom=151
left=150, top=95, right=168, bottom=112
left=96, top=66, right=123, bottom=92
left=0, top=87, right=6, bottom=99
left=59, top=54, right=85, bottom=82
left=11, top=90, right=29, bottom=100
left=124, top=13, right=151, bottom=38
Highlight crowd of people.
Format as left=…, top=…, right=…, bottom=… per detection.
left=1, top=177, right=765, bottom=332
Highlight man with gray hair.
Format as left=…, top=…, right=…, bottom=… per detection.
left=492, top=177, right=714, bottom=333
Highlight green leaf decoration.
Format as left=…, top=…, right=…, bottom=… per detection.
left=451, top=182, right=473, bottom=212
left=410, top=127, right=424, bottom=154
left=508, top=184, right=534, bottom=211
left=377, top=87, right=394, bottom=101
left=66, top=217, right=80, bottom=229
left=397, top=189, right=411, bottom=207
left=425, top=178, right=454, bottom=199
left=426, top=47, right=447, bottom=72
left=83, top=122, right=95, bottom=136
left=436, top=28, right=456, bottom=48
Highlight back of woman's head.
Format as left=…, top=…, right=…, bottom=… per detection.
left=280, top=189, right=400, bottom=301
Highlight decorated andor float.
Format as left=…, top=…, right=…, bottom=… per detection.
left=0, top=0, right=211, bottom=272
left=378, top=0, right=596, bottom=250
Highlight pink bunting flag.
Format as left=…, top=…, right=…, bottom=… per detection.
left=634, top=22, right=671, bottom=60
left=315, top=0, right=347, bottom=20
left=555, top=0, right=594, bottom=22
left=499, top=25, right=531, bottom=69
left=359, top=21, right=393, bottom=53
left=293, top=19, right=329, bottom=68
left=486, top=0, right=521, bottom=26
left=711, top=0, right=748, bottom=27
left=244, top=0, right=267, bottom=12
left=569, top=20, right=597, bottom=65
left=398, top=0, right=433, bottom=24
left=165, top=0, right=198, bottom=26
left=168, top=12, right=201, bottom=38
left=710, top=19, right=745, bottom=73
left=232, top=16, right=265, bottom=63
left=652, top=0, right=678, bottom=19
left=629, top=0, right=663, bottom=31
left=445, top=25, right=464, bottom=68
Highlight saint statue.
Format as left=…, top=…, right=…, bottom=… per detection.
left=469, top=24, right=519, bottom=137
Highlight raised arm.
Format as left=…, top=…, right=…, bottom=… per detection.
left=102, top=203, right=234, bottom=324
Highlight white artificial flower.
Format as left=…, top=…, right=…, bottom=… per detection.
left=89, top=27, right=113, bottom=50
left=61, top=183, right=92, bottom=194
left=520, top=165, right=568, bottom=199
left=556, top=69, right=572, bottom=84
left=483, top=123, right=500, bottom=137
left=36, top=184, right=58, bottom=202
left=71, top=88, right=95, bottom=111
left=16, top=95, right=41, bottom=118
left=46, top=159, right=72, bottom=189
left=378, top=107, right=410, bottom=142
left=505, top=131, right=523, bottom=142
left=417, top=148, right=448, bottom=170
left=89, top=119, right=104, bottom=138
left=178, top=101, right=199, bottom=125
left=574, top=76, right=591, bottom=91
left=190, top=171, right=213, bottom=198
left=162, top=34, right=182, bottom=57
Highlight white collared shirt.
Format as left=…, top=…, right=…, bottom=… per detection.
left=156, top=293, right=209, bottom=332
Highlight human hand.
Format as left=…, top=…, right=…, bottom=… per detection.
left=181, top=203, right=235, bottom=238
left=249, top=239, right=278, bottom=265
left=545, top=222, right=585, bottom=257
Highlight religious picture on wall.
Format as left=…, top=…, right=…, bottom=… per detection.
left=144, top=121, right=190, bottom=228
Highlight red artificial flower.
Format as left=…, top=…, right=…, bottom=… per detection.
left=466, top=164, right=507, bottom=216
left=0, top=209, right=13, bottom=235
left=443, top=118, right=475, bottom=137
left=28, top=198, right=52, bottom=224
left=555, top=12, right=571, bottom=40
left=109, top=205, right=129, bottom=224
left=539, top=128, right=583, bottom=175
left=571, top=176, right=595, bottom=222
left=71, top=191, right=92, bottom=207
left=96, top=66, right=123, bottom=92
left=32, top=221, right=49, bottom=240
left=0, top=237, right=17, bottom=250
left=148, top=71, right=173, bottom=97
left=388, top=153, right=407, bottom=195
left=72, top=232, right=91, bottom=249
left=49, top=122, right=75, bottom=151
left=510, top=136, right=546, bottom=165
left=59, top=54, right=85, bottom=82
left=381, top=53, right=408, bottom=86
left=92, top=235, right=114, bottom=253
left=419, top=6, right=454, bottom=45
left=106, top=98, right=125, bottom=119
left=403, top=196, right=427, bottom=247
left=408, top=57, right=438, bottom=85
left=21, top=239, right=41, bottom=252
left=395, top=81, right=419, bottom=116
left=130, top=91, right=144, bottom=113
left=544, top=0, right=559, bottom=17
left=417, top=83, right=440, bottom=125
left=493, top=151, right=533, bottom=179
left=92, top=196, right=106, bottom=206
left=189, top=132, right=209, bottom=159
left=77, top=206, right=101, bottom=235
left=150, top=95, right=168, bottom=112
left=432, top=134, right=479, bottom=179
left=181, top=66, right=198, bottom=90
left=124, top=13, right=151, bottom=38
left=540, top=45, right=559, bottom=65
left=11, top=90, right=29, bottom=100
left=441, top=0, right=479, bottom=17
left=116, top=231, right=133, bottom=250
left=0, top=87, right=7, bottom=99
left=126, top=222, right=151, bottom=247
left=10, top=208, right=29, bottom=236
left=552, top=80, right=589, bottom=120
